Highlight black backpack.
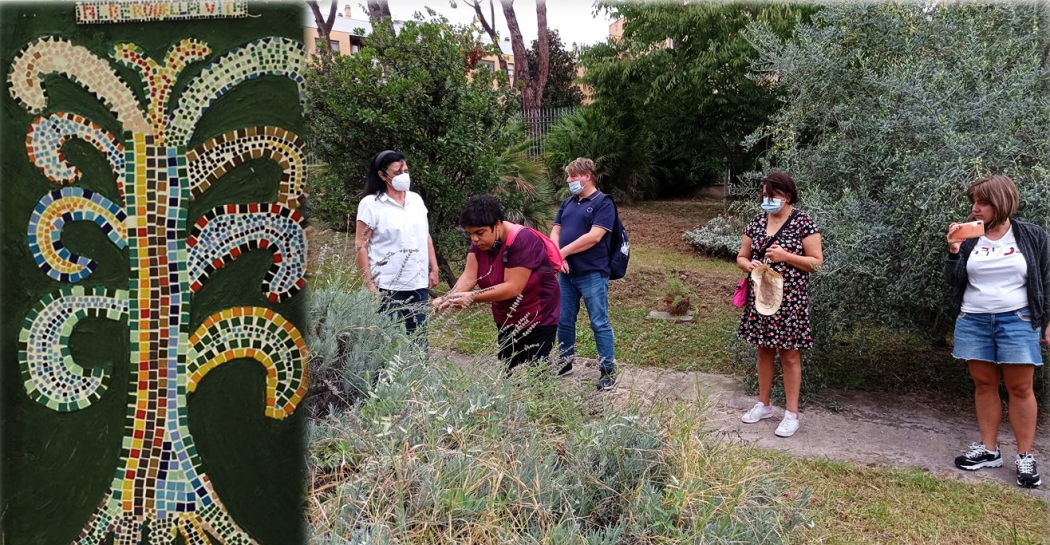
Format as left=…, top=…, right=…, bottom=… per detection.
left=603, top=195, right=629, bottom=280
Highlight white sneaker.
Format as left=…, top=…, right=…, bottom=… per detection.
left=741, top=402, right=774, bottom=423
left=775, top=411, right=800, bottom=437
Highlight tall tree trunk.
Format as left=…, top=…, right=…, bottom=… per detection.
left=308, top=1, right=338, bottom=40
left=435, top=249, right=457, bottom=288
left=534, top=0, right=549, bottom=108
left=368, top=0, right=392, bottom=21
left=501, top=0, right=531, bottom=108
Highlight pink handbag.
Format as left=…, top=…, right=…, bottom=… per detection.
left=732, top=278, right=748, bottom=307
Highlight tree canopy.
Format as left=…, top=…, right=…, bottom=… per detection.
left=525, top=29, right=583, bottom=109
left=304, top=16, right=523, bottom=284
left=576, top=1, right=817, bottom=197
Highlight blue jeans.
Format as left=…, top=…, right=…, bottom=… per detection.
left=558, top=272, right=615, bottom=371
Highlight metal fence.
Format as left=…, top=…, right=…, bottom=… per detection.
left=518, top=106, right=579, bottom=157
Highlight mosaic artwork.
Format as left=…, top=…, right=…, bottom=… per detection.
left=76, top=1, right=248, bottom=25
left=8, top=24, right=308, bottom=545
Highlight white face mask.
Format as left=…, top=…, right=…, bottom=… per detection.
left=391, top=172, right=411, bottom=191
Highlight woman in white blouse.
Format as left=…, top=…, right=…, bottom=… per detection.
left=355, top=150, right=439, bottom=344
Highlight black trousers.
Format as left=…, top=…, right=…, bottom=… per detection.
left=380, top=288, right=429, bottom=351
left=497, top=324, right=557, bottom=370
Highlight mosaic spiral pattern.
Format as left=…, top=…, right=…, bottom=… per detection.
left=187, top=307, right=307, bottom=420
left=112, top=39, right=211, bottom=142
left=26, top=112, right=126, bottom=187
left=168, top=37, right=306, bottom=146
left=187, top=127, right=306, bottom=208
left=187, top=203, right=306, bottom=302
left=29, top=187, right=128, bottom=283
left=8, top=36, right=150, bottom=133
left=18, top=286, right=128, bottom=411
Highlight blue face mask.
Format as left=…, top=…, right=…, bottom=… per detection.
left=761, top=197, right=783, bottom=214
left=568, top=180, right=583, bottom=195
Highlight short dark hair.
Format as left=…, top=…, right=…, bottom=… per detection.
left=966, top=175, right=1019, bottom=230
left=459, top=195, right=504, bottom=228
left=363, top=150, right=405, bottom=197
left=761, top=172, right=799, bottom=204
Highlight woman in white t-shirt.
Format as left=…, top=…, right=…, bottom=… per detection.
left=944, top=175, right=1050, bottom=489
left=355, top=150, right=439, bottom=344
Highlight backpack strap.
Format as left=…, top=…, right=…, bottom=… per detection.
left=502, top=224, right=554, bottom=272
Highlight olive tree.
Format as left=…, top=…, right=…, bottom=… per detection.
left=746, top=2, right=1050, bottom=344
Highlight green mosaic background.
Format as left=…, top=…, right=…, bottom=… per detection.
left=1, top=3, right=308, bottom=543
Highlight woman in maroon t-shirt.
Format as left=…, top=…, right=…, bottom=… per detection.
left=434, top=196, right=560, bottom=370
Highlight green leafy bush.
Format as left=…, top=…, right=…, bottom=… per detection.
left=683, top=215, right=746, bottom=261
left=304, top=16, right=526, bottom=283
left=542, top=106, right=657, bottom=203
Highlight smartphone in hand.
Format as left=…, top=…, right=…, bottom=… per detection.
left=952, top=220, right=984, bottom=240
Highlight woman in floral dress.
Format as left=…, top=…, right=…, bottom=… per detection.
left=736, top=172, right=823, bottom=437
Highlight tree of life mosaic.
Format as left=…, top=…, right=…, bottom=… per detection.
left=7, top=26, right=308, bottom=545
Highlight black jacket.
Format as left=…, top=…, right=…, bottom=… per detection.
left=943, top=218, right=1050, bottom=336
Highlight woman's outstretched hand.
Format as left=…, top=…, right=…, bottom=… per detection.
left=946, top=223, right=963, bottom=254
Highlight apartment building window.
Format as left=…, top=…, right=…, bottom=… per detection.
left=315, top=38, right=340, bottom=53
left=478, top=60, right=495, bottom=71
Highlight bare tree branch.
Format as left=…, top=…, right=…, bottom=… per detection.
left=466, top=0, right=508, bottom=72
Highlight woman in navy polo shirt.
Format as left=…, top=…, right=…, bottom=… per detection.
left=355, top=150, right=439, bottom=343
left=434, top=195, right=561, bottom=371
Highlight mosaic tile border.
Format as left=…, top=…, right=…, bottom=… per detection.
left=113, top=39, right=211, bottom=140
left=187, top=203, right=306, bottom=303
left=26, top=112, right=127, bottom=189
left=29, top=187, right=129, bottom=283
left=18, top=286, right=129, bottom=411
left=187, top=307, right=307, bottom=420
left=187, top=127, right=305, bottom=209
left=9, top=36, right=150, bottom=133
left=168, top=37, right=306, bottom=146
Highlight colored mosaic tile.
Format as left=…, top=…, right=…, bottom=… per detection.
left=76, top=1, right=248, bottom=25
left=18, top=286, right=128, bottom=411
left=11, top=29, right=308, bottom=545
left=112, top=39, right=211, bottom=142
left=8, top=36, right=150, bottom=133
left=168, top=37, right=307, bottom=146
left=28, top=187, right=128, bottom=283
left=186, top=126, right=306, bottom=208
left=26, top=112, right=126, bottom=189
left=187, top=203, right=306, bottom=302
left=187, top=307, right=307, bottom=420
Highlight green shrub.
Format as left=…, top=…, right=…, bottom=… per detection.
left=304, top=15, right=526, bottom=284
left=745, top=2, right=1050, bottom=347
left=683, top=215, right=746, bottom=261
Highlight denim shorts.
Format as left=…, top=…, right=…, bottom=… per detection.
left=953, top=308, right=1043, bottom=366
